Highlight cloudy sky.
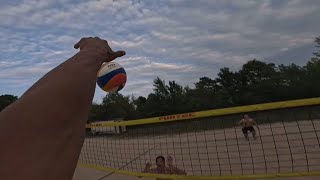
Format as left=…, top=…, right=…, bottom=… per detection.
left=1, top=0, right=319, bottom=103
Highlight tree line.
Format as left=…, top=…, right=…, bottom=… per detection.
left=1, top=36, right=320, bottom=123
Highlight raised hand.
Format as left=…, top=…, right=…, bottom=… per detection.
left=74, top=37, right=126, bottom=63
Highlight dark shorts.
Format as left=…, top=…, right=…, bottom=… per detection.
left=242, top=126, right=255, bottom=134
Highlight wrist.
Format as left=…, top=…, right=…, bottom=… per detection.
left=74, top=50, right=106, bottom=66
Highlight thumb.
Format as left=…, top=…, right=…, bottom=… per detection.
left=113, top=50, right=126, bottom=58
left=108, top=50, right=126, bottom=61
left=74, top=37, right=87, bottom=49
left=74, top=42, right=80, bottom=49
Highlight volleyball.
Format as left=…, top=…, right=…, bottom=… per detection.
left=97, top=61, right=127, bottom=93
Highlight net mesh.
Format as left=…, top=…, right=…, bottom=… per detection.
left=79, top=105, right=320, bottom=178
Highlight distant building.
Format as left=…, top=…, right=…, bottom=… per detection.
left=89, top=118, right=126, bottom=135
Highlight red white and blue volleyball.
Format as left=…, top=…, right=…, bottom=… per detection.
left=97, top=61, right=127, bottom=93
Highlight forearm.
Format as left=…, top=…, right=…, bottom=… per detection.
left=0, top=51, right=103, bottom=180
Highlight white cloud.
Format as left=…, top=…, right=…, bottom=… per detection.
left=280, top=48, right=289, bottom=52
left=0, top=63, right=54, bottom=79
left=121, top=56, right=201, bottom=79
left=151, top=31, right=178, bottom=41
left=110, top=39, right=145, bottom=48
left=257, top=0, right=317, bottom=20
left=0, top=61, right=24, bottom=69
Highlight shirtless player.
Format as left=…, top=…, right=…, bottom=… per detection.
left=239, top=114, right=258, bottom=140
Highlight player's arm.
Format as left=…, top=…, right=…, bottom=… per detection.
left=239, top=119, right=243, bottom=126
left=139, top=163, right=153, bottom=178
left=167, top=156, right=186, bottom=175
left=251, top=118, right=259, bottom=129
left=0, top=37, right=125, bottom=180
left=142, top=163, right=152, bottom=173
left=252, top=119, right=258, bottom=126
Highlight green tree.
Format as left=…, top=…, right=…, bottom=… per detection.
left=277, top=63, right=307, bottom=100
left=144, top=77, right=170, bottom=116
left=100, top=93, right=136, bottom=120
left=0, top=94, right=18, bottom=111
left=167, top=80, right=185, bottom=113
left=191, top=77, right=219, bottom=110
left=153, top=77, right=169, bottom=101
left=304, top=58, right=320, bottom=97
left=313, top=36, right=320, bottom=58
left=88, top=103, right=107, bottom=123
left=141, top=77, right=188, bottom=117
left=238, top=60, right=279, bottom=104
left=216, top=68, right=241, bottom=105
left=132, top=96, right=147, bottom=118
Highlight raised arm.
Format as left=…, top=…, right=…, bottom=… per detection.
left=142, top=163, right=153, bottom=173
left=167, top=156, right=187, bottom=175
left=0, top=37, right=125, bottom=180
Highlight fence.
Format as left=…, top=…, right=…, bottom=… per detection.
left=79, top=97, right=320, bottom=179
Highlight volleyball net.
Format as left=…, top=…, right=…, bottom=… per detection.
left=78, top=97, right=320, bottom=179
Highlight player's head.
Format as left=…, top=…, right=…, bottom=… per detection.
left=156, top=156, right=165, bottom=168
left=244, top=114, right=249, bottom=119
